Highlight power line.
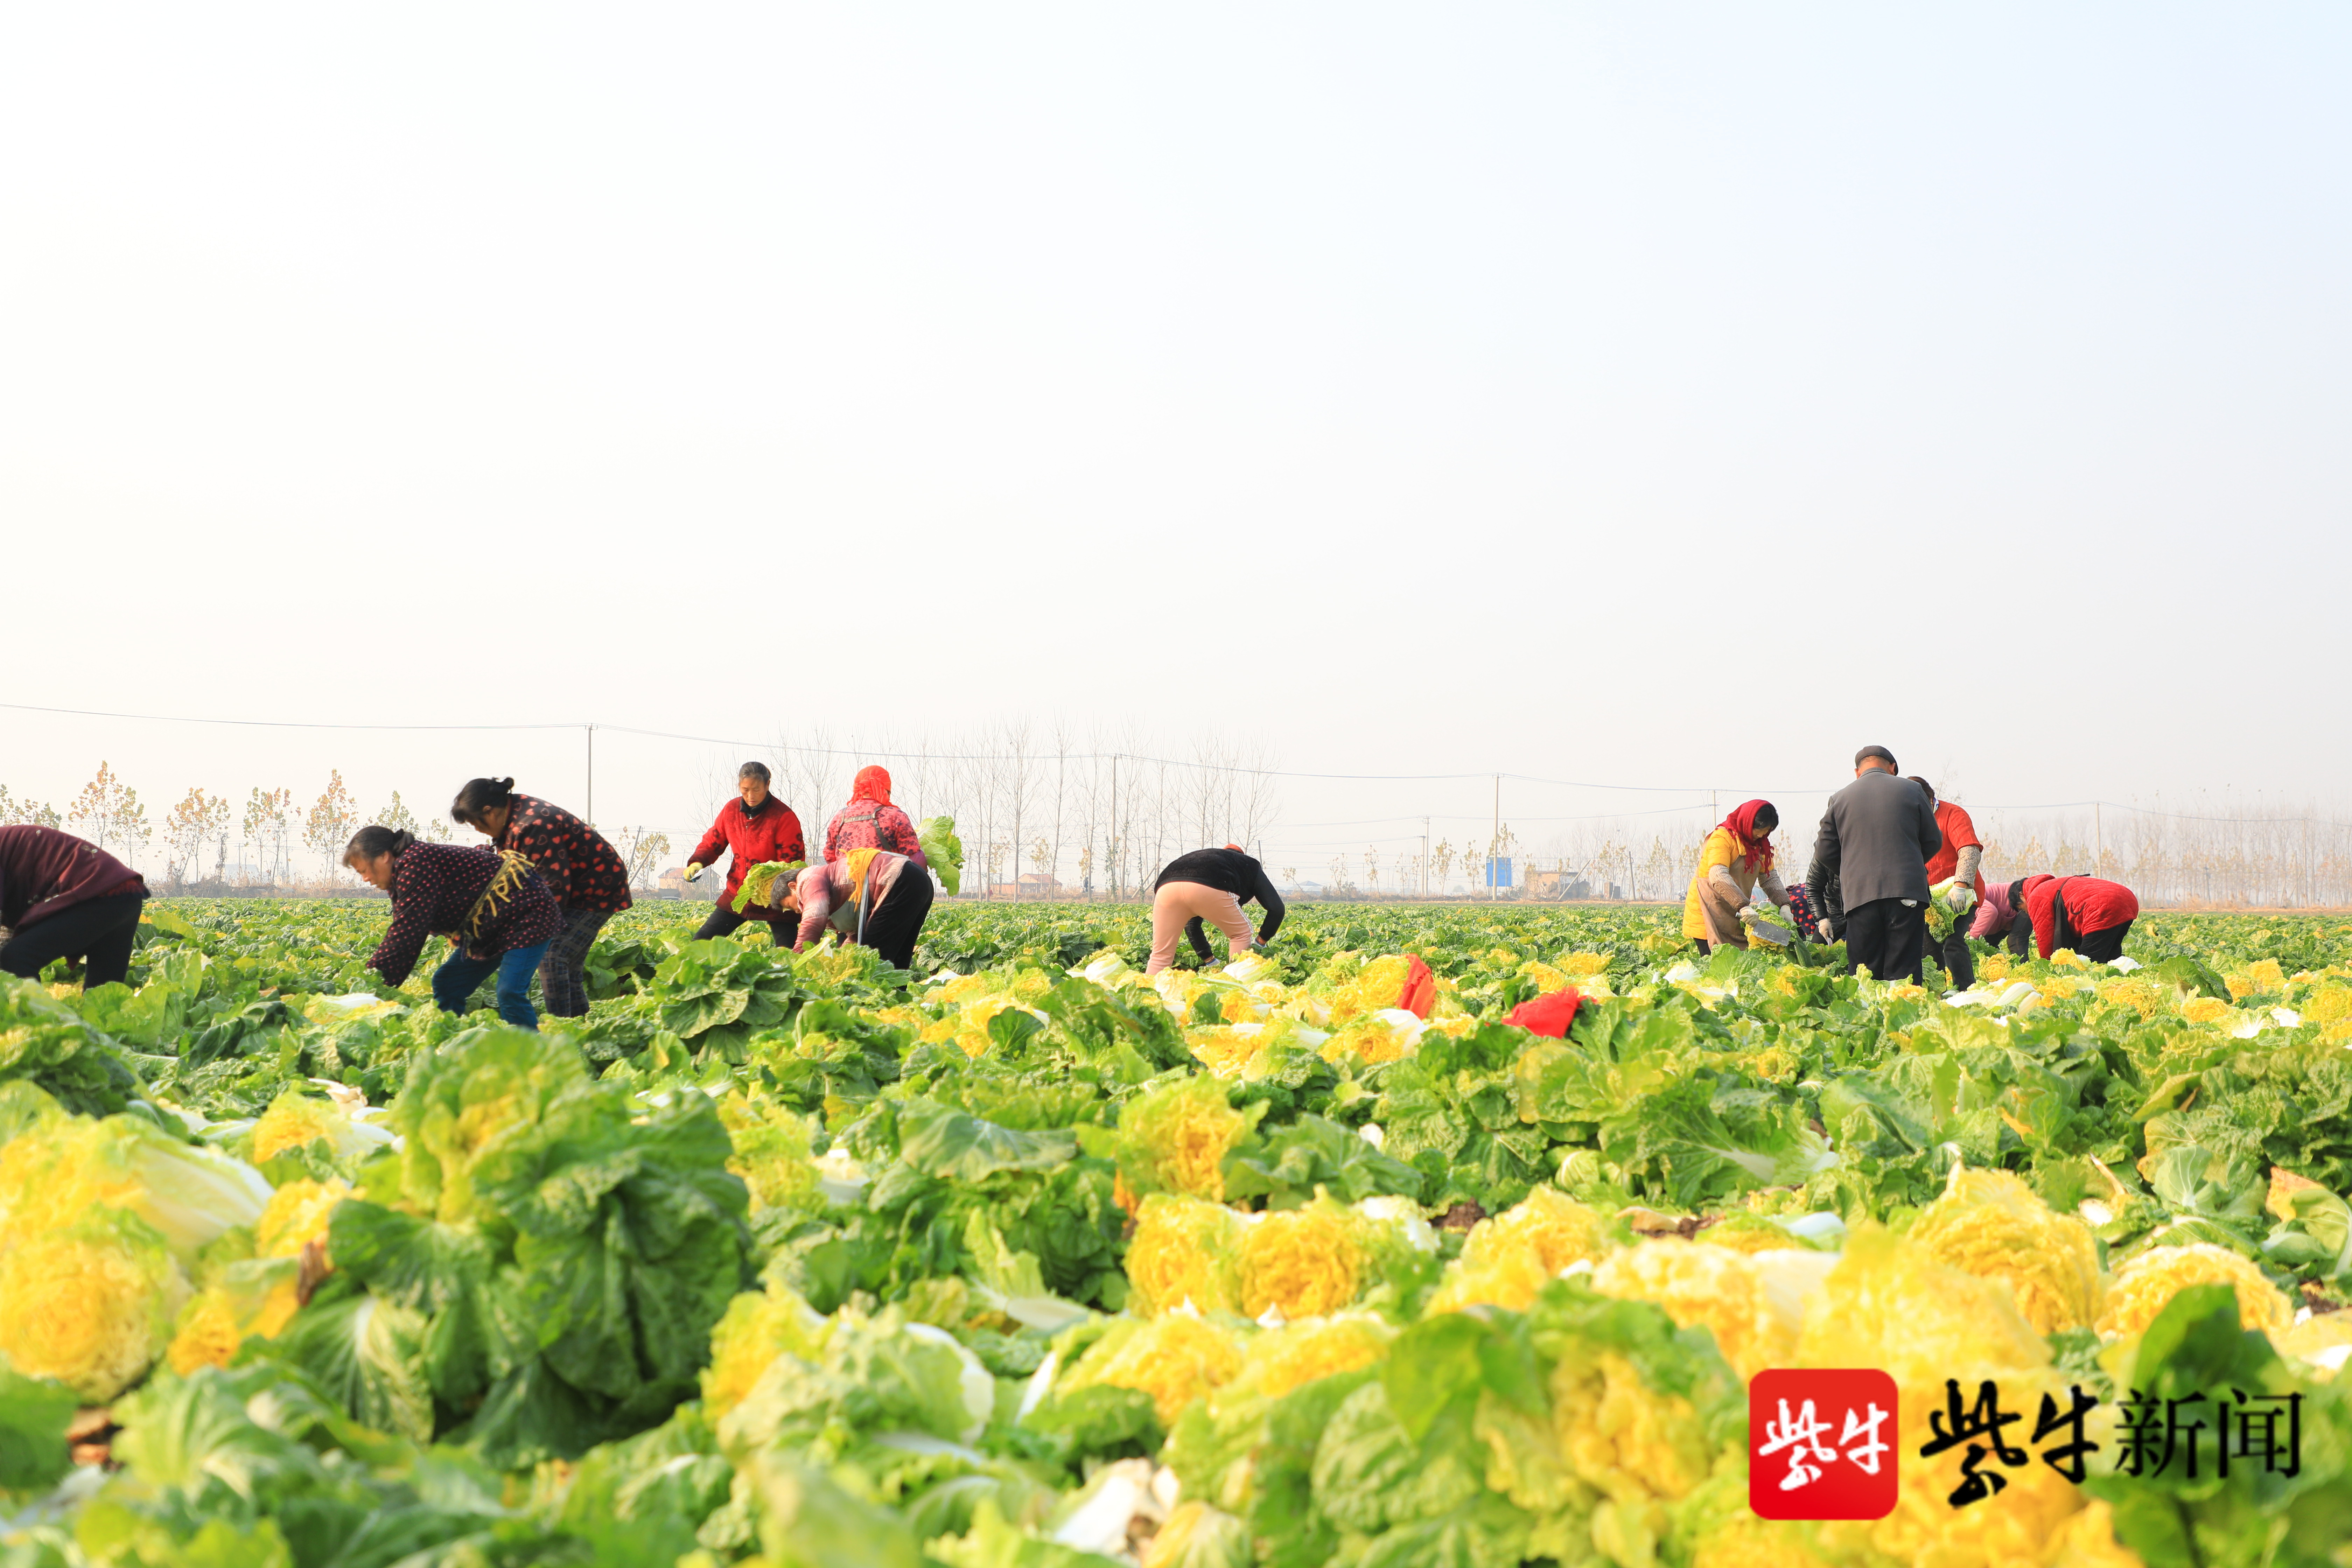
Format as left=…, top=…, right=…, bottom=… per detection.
left=10, top=700, right=2351, bottom=825
left=0, top=700, right=577, bottom=733
left=0, top=701, right=1820, bottom=792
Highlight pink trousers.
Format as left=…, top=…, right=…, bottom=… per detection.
left=1146, top=881, right=1256, bottom=974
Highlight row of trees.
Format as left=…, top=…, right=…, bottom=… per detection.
left=738, top=723, right=1279, bottom=899
left=1423, top=796, right=2352, bottom=908
left=1, top=764, right=673, bottom=893
left=13, top=757, right=2346, bottom=906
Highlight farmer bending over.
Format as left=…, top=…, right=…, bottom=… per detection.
left=1147, top=845, right=1285, bottom=975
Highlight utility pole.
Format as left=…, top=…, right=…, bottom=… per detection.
left=1109, top=754, right=1119, bottom=900
left=1491, top=775, right=1500, bottom=901
left=1422, top=816, right=1430, bottom=898
left=2094, top=802, right=2102, bottom=873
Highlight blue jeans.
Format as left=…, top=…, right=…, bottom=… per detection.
left=432, top=941, right=552, bottom=1029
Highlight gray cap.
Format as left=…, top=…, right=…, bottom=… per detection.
left=1854, top=745, right=1898, bottom=770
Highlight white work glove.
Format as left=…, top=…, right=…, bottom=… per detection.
left=684, top=862, right=704, bottom=883
left=1946, top=885, right=1977, bottom=915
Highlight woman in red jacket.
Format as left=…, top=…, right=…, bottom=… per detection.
left=449, top=777, right=633, bottom=1018
left=684, top=762, right=806, bottom=947
left=2013, top=874, right=2140, bottom=963
left=0, top=825, right=148, bottom=987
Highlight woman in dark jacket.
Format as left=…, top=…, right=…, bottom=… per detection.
left=344, top=825, right=562, bottom=1029
left=0, top=825, right=149, bottom=987
left=450, top=777, right=632, bottom=1018
left=684, top=762, right=807, bottom=947
left=1146, top=844, right=1285, bottom=975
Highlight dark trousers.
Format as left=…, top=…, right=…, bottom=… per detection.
left=861, top=871, right=936, bottom=971
left=540, top=906, right=614, bottom=1018
left=1844, top=896, right=1928, bottom=985
left=0, top=891, right=146, bottom=987
left=433, top=940, right=552, bottom=1029
left=2076, top=921, right=2133, bottom=964
left=1937, top=906, right=1975, bottom=990
left=692, top=903, right=792, bottom=947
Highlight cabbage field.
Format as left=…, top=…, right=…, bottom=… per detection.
left=2, top=898, right=2350, bottom=1568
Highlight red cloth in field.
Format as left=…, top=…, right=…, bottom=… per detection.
left=0, top=825, right=145, bottom=930
left=688, top=797, right=807, bottom=919
left=1720, top=800, right=1775, bottom=872
left=1396, top=954, right=1436, bottom=1019
left=1924, top=801, right=1986, bottom=897
left=1505, top=986, right=1584, bottom=1038
left=2021, top=874, right=2140, bottom=958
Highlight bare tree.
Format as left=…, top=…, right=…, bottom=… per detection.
left=0, top=787, right=62, bottom=828
left=303, top=770, right=360, bottom=884
left=162, top=787, right=219, bottom=888
left=373, top=792, right=423, bottom=835
left=69, top=762, right=150, bottom=865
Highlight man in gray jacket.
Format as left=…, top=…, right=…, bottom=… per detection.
left=1806, top=746, right=1942, bottom=984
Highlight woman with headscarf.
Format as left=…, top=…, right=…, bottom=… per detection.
left=448, top=776, right=633, bottom=1018
left=1146, top=844, right=1286, bottom=976
left=824, top=766, right=928, bottom=868
left=2013, top=873, right=2139, bottom=963
left=1681, top=800, right=1794, bottom=954
left=343, top=825, right=561, bottom=1029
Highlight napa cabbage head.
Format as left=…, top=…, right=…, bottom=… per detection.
left=367, top=1024, right=607, bottom=1226
left=918, top=816, right=964, bottom=896
left=1113, top=1074, right=1263, bottom=1206
left=246, top=1090, right=397, bottom=1167
left=0, top=1094, right=268, bottom=1267
left=0, top=1208, right=187, bottom=1401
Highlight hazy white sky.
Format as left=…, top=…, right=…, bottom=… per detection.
left=4, top=5, right=2347, bottom=870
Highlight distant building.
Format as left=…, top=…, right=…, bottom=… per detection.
left=1524, top=867, right=1592, bottom=899
left=985, top=873, right=1063, bottom=899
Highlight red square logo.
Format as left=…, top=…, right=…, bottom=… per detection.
left=1749, top=1368, right=1899, bottom=1519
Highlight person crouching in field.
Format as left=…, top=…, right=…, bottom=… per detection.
left=0, top=824, right=148, bottom=987
left=1681, top=800, right=1794, bottom=956
left=774, top=848, right=934, bottom=971
left=825, top=765, right=929, bottom=866
left=450, top=776, right=633, bottom=1018
left=2015, top=873, right=2140, bottom=963
left=1965, top=876, right=2034, bottom=958
left=345, top=825, right=561, bottom=1029
left=683, top=762, right=806, bottom=948
left=1147, top=845, right=1286, bottom=976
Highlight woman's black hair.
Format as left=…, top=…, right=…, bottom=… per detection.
left=345, top=825, right=416, bottom=862
left=450, top=777, right=517, bottom=826
left=738, top=761, right=772, bottom=784
left=1752, top=803, right=1780, bottom=834
left=2008, top=877, right=2029, bottom=910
